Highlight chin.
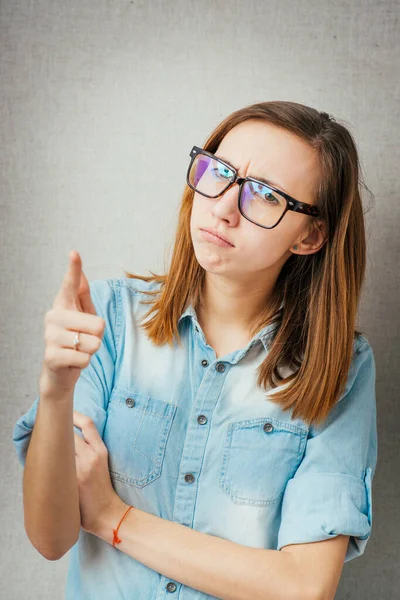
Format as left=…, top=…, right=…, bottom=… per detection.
left=193, top=245, right=231, bottom=271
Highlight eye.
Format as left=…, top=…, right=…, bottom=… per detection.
left=260, top=191, right=279, bottom=204
left=251, top=182, right=280, bottom=204
left=210, top=163, right=234, bottom=181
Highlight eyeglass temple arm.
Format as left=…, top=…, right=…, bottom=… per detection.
left=289, top=199, right=320, bottom=217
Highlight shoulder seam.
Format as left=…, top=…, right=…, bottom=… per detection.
left=356, top=339, right=369, bottom=355
left=354, top=334, right=370, bottom=355
left=114, top=277, right=162, bottom=297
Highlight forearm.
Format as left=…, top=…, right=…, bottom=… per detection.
left=95, top=498, right=309, bottom=600
left=23, top=391, right=81, bottom=559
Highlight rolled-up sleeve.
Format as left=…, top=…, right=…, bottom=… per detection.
left=277, top=337, right=378, bottom=563
left=12, top=278, right=119, bottom=468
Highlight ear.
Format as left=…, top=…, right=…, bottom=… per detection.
left=296, top=220, right=327, bottom=255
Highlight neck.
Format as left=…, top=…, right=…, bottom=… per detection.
left=196, top=273, right=277, bottom=337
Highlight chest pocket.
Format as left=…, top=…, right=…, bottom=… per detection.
left=103, top=386, right=177, bottom=487
left=219, top=417, right=308, bottom=506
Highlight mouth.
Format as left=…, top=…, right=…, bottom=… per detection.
left=200, top=228, right=234, bottom=247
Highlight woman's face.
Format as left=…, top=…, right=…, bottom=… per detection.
left=190, top=119, right=324, bottom=283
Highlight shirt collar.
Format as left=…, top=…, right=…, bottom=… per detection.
left=178, top=299, right=283, bottom=352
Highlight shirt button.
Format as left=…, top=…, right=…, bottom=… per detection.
left=201, top=359, right=209, bottom=367
left=184, top=473, right=195, bottom=483
left=166, top=582, right=177, bottom=592
left=195, top=326, right=199, bottom=332
left=216, top=362, right=226, bottom=372
left=125, top=397, right=135, bottom=407
left=263, top=422, right=273, bottom=433
left=197, top=415, right=207, bottom=425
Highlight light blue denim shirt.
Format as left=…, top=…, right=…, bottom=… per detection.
left=12, top=276, right=378, bottom=600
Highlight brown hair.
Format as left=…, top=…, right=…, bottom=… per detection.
left=124, top=100, right=373, bottom=427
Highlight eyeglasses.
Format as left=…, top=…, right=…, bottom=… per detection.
left=186, top=145, right=320, bottom=229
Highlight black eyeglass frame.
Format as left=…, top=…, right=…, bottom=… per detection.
left=187, top=145, right=320, bottom=229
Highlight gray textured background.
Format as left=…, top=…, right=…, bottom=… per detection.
left=1, top=0, right=399, bottom=598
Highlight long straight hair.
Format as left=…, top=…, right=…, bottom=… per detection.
left=124, top=100, right=372, bottom=427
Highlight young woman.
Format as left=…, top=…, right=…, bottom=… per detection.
left=13, top=100, right=377, bottom=600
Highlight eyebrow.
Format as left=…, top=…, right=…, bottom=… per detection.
left=216, top=154, right=289, bottom=194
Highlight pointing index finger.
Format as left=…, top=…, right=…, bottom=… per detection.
left=54, top=250, right=83, bottom=310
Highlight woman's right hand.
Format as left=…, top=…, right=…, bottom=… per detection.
left=39, top=250, right=106, bottom=397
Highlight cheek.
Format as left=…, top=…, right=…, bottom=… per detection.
left=244, top=224, right=295, bottom=267
left=190, top=195, right=202, bottom=227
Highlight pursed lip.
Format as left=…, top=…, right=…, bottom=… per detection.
left=200, top=227, right=234, bottom=246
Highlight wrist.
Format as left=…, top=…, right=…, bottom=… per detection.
left=94, top=496, right=132, bottom=545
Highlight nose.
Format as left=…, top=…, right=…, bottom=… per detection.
left=211, top=179, right=242, bottom=225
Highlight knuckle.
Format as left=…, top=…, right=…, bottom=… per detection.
left=82, top=415, right=93, bottom=427
left=92, top=452, right=102, bottom=467
left=44, top=346, right=56, bottom=363
left=96, top=317, right=106, bottom=336
left=44, top=309, right=55, bottom=326
left=44, top=325, right=57, bottom=344
left=100, top=445, right=108, bottom=458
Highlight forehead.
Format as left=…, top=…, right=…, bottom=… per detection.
left=215, top=119, right=320, bottom=202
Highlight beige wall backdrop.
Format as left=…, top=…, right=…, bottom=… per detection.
left=1, top=1, right=399, bottom=598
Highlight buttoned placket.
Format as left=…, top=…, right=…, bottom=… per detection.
left=156, top=320, right=231, bottom=598
left=156, top=313, right=278, bottom=599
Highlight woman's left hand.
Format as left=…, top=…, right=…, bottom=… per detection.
left=73, top=410, right=120, bottom=536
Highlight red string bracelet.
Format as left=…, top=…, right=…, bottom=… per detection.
left=112, top=505, right=134, bottom=547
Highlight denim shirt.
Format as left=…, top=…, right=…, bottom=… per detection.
left=12, top=276, right=378, bottom=600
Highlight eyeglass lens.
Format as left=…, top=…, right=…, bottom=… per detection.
left=188, top=152, right=287, bottom=228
